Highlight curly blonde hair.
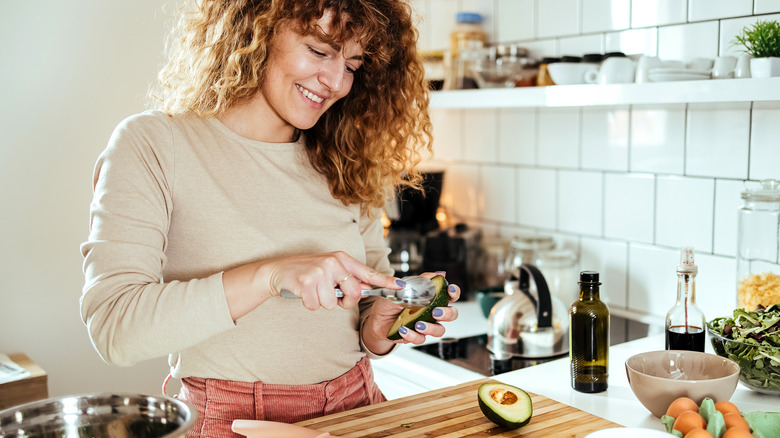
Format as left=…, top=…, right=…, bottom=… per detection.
left=151, top=0, right=433, bottom=209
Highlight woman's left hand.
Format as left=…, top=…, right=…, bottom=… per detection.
left=361, top=273, right=460, bottom=353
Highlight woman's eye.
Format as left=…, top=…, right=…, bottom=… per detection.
left=308, top=46, right=326, bottom=56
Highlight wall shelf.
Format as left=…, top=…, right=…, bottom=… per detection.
left=430, top=77, right=780, bottom=109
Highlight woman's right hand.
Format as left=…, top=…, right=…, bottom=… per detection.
left=222, top=251, right=400, bottom=319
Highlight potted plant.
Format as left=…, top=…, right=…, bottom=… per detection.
left=733, top=19, right=780, bottom=78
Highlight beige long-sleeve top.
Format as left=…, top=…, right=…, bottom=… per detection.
left=80, top=110, right=392, bottom=385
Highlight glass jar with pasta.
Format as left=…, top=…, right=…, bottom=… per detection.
left=736, top=179, right=780, bottom=310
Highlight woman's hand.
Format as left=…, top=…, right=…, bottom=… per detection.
left=361, top=272, right=460, bottom=355
left=222, top=251, right=400, bottom=319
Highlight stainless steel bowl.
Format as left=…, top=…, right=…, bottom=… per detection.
left=0, top=393, right=196, bottom=437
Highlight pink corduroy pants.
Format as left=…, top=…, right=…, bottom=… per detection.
left=175, top=357, right=386, bottom=437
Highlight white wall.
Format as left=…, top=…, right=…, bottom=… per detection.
left=411, top=0, right=780, bottom=327
left=0, top=1, right=179, bottom=398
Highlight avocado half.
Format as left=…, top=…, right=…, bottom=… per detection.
left=477, top=382, right=533, bottom=430
left=386, top=275, right=449, bottom=341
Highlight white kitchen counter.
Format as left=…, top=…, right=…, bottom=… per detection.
left=496, top=334, right=780, bottom=430
left=372, top=300, right=780, bottom=429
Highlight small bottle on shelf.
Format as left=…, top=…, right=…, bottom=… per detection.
left=665, top=247, right=706, bottom=352
left=569, top=271, right=609, bottom=393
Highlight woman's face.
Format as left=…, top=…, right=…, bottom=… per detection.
left=259, top=10, right=363, bottom=139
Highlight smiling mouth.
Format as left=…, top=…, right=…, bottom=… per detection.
left=296, top=84, right=324, bottom=104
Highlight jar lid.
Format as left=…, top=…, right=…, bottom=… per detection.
left=560, top=55, right=582, bottom=63
left=456, top=12, right=482, bottom=24
left=496, top=44, right=529, bottom=59
left=536, top=248, right=578, bottom=267
left=741, top=179, right=780, bottom=202
left=510, top=232, right=555, bottom=251
left=540, top=57, right=561, bottom=64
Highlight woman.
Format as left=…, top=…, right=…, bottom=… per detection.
left=79, top=0, right=459, bottom=436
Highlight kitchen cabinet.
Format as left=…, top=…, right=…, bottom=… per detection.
left=430, top=77, right=780, bottom=109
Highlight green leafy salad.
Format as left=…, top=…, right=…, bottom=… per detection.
left=708, top=304, right=780, bottom=393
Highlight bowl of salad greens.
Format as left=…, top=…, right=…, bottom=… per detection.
left=707, top=304, right=780, bottom=395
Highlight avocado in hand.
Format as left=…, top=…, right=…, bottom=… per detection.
left=386, top=275, right=449, bottom=341
left=478, top=382, right=533, bottom=430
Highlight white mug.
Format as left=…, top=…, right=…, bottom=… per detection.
left=635, top=56, right=661, bottom=84
left=585, top=57, right=636, bottom=84
left=688, top=57, right=714, bottom=71
left=735, top=54, right=752, bottom=78
left=712, top=56, right=737, bottom=79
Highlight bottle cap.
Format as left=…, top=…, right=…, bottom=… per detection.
left=677, top=247, right=698, bottom=274
left=456, top=12, right=482, bottom=24
left=579, top=271, right=601, bottom=284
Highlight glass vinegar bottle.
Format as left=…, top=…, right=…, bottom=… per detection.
left=665, top=247, right=706, bottom=352
left=569, top=271, right=609, bottom=393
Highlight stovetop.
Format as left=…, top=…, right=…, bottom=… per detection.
left=412, top=334, right=565, bottom=376
left=412, top=315, right=645, bottom=376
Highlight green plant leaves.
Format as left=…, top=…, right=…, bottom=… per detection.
left=733, top=20, right=780, bottom=58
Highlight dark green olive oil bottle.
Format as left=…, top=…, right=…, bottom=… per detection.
left=569, top=271, right=609, bottom=393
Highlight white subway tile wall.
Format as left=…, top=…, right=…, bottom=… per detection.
left=581, top=106, right=629, bottom=171
left=630, top=0, right=686, bottom=28
left=537, top=108, right=580, bottom=168
left=750, top=101, right=780, bottom=180
left=582, top=0, right=630, bottom=33
left=498, top=108, right=536, bottom=165
left=685, top=102, right=750, bottom=179
left=604, top=28, right=658, bottom=56
left=418, top=0, right=780, bottom=325
left=688, top=0, right=753, bottom=22
left=603, top=173, right=654, bottom=243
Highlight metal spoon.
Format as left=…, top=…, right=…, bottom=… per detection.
left=279, top=275, right=437, bottom=308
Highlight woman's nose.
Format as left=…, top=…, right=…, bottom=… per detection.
left=318, top=60, right=346, bottom=92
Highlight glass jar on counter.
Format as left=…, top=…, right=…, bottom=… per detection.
left=736, top=179, right=780, bottom=310
left=421, top=50, right=445, bottom=91
left=535, top=248, right=579, bottom=305
left=504, top=232, right=556, bottom=279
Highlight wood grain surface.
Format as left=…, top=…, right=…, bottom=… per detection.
left=296, top=378, right=622, bottom=437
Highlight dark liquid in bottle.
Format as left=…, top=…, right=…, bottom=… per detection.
left=665, top=325, right=705, bottom=351
left=572, top=365, right=608, bottom=393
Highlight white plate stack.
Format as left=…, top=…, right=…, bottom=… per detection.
left=648, top=67, right=711, bottom=82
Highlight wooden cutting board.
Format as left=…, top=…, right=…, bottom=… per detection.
left=296, top=378, right=622, bottom=437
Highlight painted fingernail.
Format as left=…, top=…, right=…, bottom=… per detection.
left=415, top=321, right=427, bottom=331
left=432, top=308, right=444, bottom=317
left=396, top=279, right=407, bottom=287
left=398, top=326, right=408, bottom=335
left=435, top=271, right=446, bottom=275
left=448, top=285, right=456, bottom=294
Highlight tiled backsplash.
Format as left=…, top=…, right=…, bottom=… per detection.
left=411, top=0, right=780, bottom=326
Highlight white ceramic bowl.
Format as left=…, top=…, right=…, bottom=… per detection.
left=547, top=62, right=597, bottom=85
left=625, top=350, right=740, bottom=418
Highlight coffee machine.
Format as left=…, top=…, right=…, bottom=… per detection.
left=384, top=170, right=482, bottom=299
left=384, top=170, right=444, bottom=276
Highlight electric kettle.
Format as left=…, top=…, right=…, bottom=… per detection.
left=487, top=264, right=569, bottom=359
